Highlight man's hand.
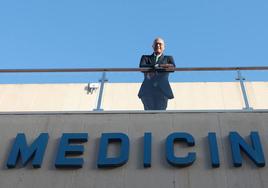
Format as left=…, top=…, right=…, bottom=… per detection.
left=159, top=64, right=175, bottom=72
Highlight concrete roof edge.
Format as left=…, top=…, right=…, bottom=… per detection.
left=0, top=109, right=268, bottom=115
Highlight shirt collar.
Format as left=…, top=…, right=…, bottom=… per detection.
left=153, top=53, right=163, bottom=58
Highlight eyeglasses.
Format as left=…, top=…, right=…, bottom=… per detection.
left=154, top=42, right=164, bottom=46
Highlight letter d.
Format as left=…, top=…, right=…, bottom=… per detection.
left=97, top=133, right=129, bottom=168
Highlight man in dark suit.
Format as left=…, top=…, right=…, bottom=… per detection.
left=138, top=38, right=175, bottom=110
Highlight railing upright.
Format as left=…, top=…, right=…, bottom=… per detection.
left=94, top=72, right=108, bottom=111
left=236, top=70, right=253, bottom=111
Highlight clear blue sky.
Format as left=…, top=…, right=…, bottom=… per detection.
left=0, top=0, right=267, bottom=83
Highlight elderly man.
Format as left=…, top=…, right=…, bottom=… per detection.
left=138, top=38, right=175, bottom=110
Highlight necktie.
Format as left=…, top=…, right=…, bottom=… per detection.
left=155, top=55, right=159, bottom=63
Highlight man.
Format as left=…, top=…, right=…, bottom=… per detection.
left=138, top=37, right=175, bottom=110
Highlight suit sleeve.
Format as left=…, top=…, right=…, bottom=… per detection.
left=139, top=55, right=153, bottom=68
left=168, top=56, right=176, bottom=67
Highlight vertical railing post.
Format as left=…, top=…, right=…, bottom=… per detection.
left=236, top=70, right=253, bottom=111
left=94, top=72, right=108, bottom=111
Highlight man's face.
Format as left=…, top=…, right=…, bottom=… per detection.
left=153, top=38, right=165, bottom=55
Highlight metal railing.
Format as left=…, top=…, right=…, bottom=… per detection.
left=0, top=66, right=268, bottom=73
left=0, top=66, right=268, bottom=111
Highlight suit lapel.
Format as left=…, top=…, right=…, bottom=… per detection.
left=150, top=54, right=156, bottom=64
left=150, top=53, right=164, bottom=64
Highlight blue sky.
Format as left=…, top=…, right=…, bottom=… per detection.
left=0, top=0, right=267, bottom=83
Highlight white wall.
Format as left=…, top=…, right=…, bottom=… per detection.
left=0, top=112, right=267, bottom=188
left=0, top=82, right=267, bottom=111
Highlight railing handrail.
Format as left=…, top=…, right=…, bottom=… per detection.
left=0, top=66, right=268, bottom=73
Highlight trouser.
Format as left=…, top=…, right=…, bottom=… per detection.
left=141, top=95, right=168, bottom=110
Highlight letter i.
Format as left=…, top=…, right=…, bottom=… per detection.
left=144, top=132, right=152, bottom=168
left=208, top=132, right=220, bottom=167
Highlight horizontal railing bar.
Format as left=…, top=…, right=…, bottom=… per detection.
left=0, top=66, right=268, bottom=73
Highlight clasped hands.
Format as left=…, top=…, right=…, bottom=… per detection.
left=155, top=64, right=175, bottom=72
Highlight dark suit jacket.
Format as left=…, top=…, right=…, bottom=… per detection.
left=138, top=54, right=175, bottom=99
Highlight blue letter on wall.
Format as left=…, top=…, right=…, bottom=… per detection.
left=55, top=133, right=88, bottom=168
left=229, top=131, right=265, bottom=167
left=6, top=133, right=49, bottom=168
left=208, top=132, right=220, bottom=167
left=144, top=132, right=152, bottom=168
left=166, top=132, right=196, bottom=167
left=97, top=133, right=129, bottom=168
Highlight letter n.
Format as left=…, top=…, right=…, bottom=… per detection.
left=229, top=131, right=265, bottom=167
left=6, top=133, right=49, bottom=168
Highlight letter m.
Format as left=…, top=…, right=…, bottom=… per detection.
left=6, top=133, right=49, bottom=168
